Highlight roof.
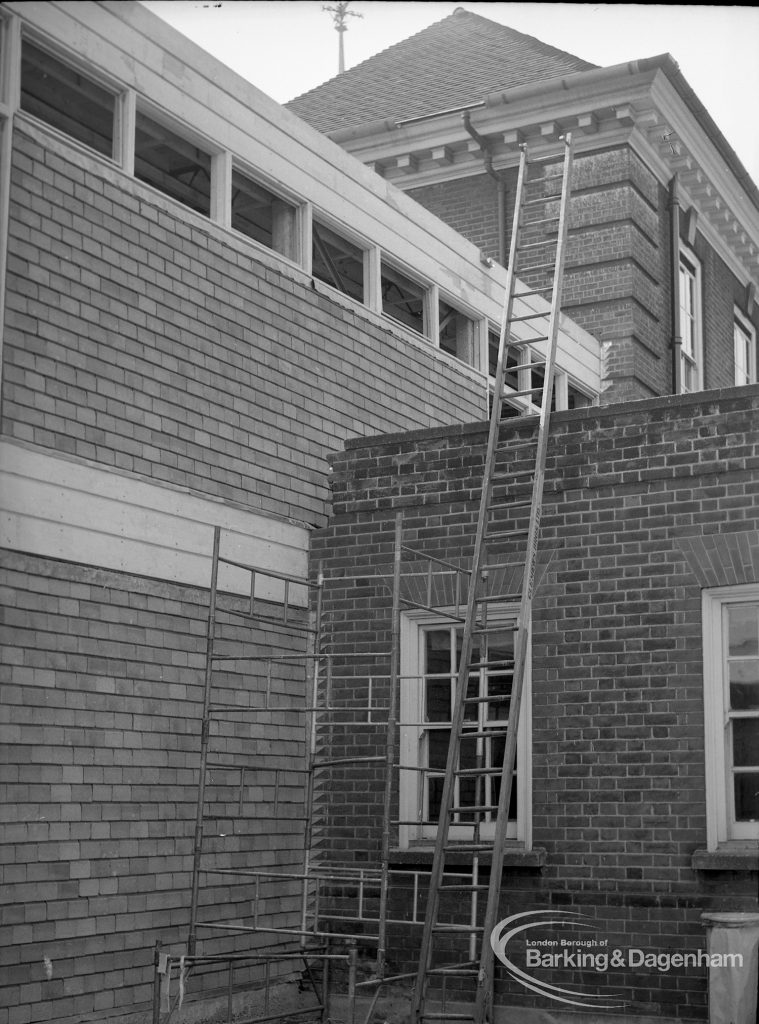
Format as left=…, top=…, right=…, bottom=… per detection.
left=286, top=7, right=596, bottom=134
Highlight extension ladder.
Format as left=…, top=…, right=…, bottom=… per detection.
left=410, top=134, right=574, bottom=1024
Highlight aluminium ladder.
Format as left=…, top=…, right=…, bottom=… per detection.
left=410, top=134, right=574, bottom=1024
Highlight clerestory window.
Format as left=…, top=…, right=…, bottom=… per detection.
left=20, top=40, right=117, bottom=158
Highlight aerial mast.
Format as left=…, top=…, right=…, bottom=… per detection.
left=323, top=2, right=363, bottom=74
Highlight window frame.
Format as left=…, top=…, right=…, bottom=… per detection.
left=380, top=258, right=431, bottom=339
left=702, top=585, right=759, bottom=849
left=733, top=308, right=757, bottom=387
left=398, top=606, right=531, bottom=851
left=311, top=215, right=370, bottom=305
left=678, top=246, right=703, bottom=394
left=230, top=161, right=303, bottom=265
left=133, top=99, right=220, bottom=218
left=18, top=32, right=123, bottom=163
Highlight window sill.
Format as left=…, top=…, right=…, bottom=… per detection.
left=390, top=846, right=546, bottom=870
left=691, top=847, right=759, bottom=872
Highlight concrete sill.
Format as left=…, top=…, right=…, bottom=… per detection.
left=692, top=847, right=759, bottom=871
left=389, top=847, right=546, bottom=869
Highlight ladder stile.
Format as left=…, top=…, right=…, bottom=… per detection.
left=410, top=136, right=574, bottom=1024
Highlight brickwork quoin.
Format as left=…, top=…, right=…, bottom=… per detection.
left=310, top=384, right=759, bottom=1020
left=0, top=550, right=310, bottom=1020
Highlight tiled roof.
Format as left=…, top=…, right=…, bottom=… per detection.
left=287, top=7, right=597, bottom=134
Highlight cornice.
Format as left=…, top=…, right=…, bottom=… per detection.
left=332, top=65, right=759, bottom=292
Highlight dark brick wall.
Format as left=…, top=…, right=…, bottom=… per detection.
left=2, top=124, right=486, bottom=529
left=0, top=550, right=308, bottom=1020
left=310, top=384, right=759, bottom=1018
left=405, top=145, right=758, bottom=406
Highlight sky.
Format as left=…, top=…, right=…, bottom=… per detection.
left=140, top=2, right=759, bottom=186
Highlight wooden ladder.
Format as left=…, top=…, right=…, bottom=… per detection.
left=409, top=133, right=574, bottom=1024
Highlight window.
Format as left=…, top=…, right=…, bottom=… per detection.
left=678, top=249, right=702, bottom=393
left=399, top=610, right=530, bottom=849
left=439, top=298, right=475, bottom=364
left=231, top=169, right=298, bottom=261
left=381, top=261, right=427, bottom=336
left=312, top=221, right=364, bottom=302
left=20, top=40, right=116, bottom=157
left=734, top=311, right=756, bottom=387
left=703, top=587, right=759, bottom=847
left=488, top=330, right=540, bottom=417
left=135, top=109, right=211, bottom=216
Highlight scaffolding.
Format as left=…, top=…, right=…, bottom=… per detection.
left=154, top=136, right=573, bottom=1024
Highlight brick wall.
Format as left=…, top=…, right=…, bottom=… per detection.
left=0, top=549, right=308, bottom=1022
left=310, top=384, right=759, bottom=1019
left=2, top=124, right=486, bottom=530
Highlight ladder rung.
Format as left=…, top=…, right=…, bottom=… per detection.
left=513, top=287, right=552, bottom=298
left=453, top=727, right=508, bottom=741
left=465, top=663, right=514, bottom=674
left=491, top=466, right=535, bottom=479
left=449, top=804, right=500, bottom=815
left=524, top=216, right=558, bottom=227
left=427, top=966, right=479, bottom=977
left=515, top=258, right=557, bottom=273
left=421, top=1013, right=476, bottom=1021
left=506, top=360, right=547, bottom=373
left=501, top=387, right=542, bottom=400
left=494, top=438, right=537, bottom=452
left=523, top=194, right=562, bottom=206
left=519, top=238, right=556, bottom=251
left=485, top=527, right=529, bottom=541
left=509, top=311, right=548, bottom=323
left=455, top=767, right=500, bottom=777
left=438, top=883, right=488, bottom=892
left=432, top=923, right=484, bottom=933
left=444, top=844, right=492, bottom=853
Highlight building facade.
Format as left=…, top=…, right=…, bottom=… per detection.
left=289, top=8, right=759, bottom=406
left=311, top=384, right=759, bottom=1022
left=0, top=2, right=600, bottom=1020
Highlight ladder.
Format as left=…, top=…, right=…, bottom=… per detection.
left=410, top=134, right=574, bottom=1024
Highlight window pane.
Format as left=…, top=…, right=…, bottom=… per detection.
left=425, top=681, right=450, bottom=723
left=135, top=111, right=211, bottom=216
left=381, top=263, right=425, bottom=335
left=439, top=299, right=474, bottom=363
left=732, top=719, right=759, bottom=768
left=734, top=774, right=759, bottom=821
left=312, top=222, right=364, bottom=302
left=21, top=42, right=115, bottom=157
left=232, top=170, right=297, bottom=259
left=729, top=661, right=759, bottom=710
left=728, top=604, right=759, bottom=657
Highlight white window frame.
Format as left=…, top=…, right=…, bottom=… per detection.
left=702, top=585, right=759, bottom=849
left=678, top=246, right=703, bottom=394
left=733, top=309, right=756, bottom=387
left=398, top=607, right=531, bottom=851
left=18, top=30, right=125, bottom=164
